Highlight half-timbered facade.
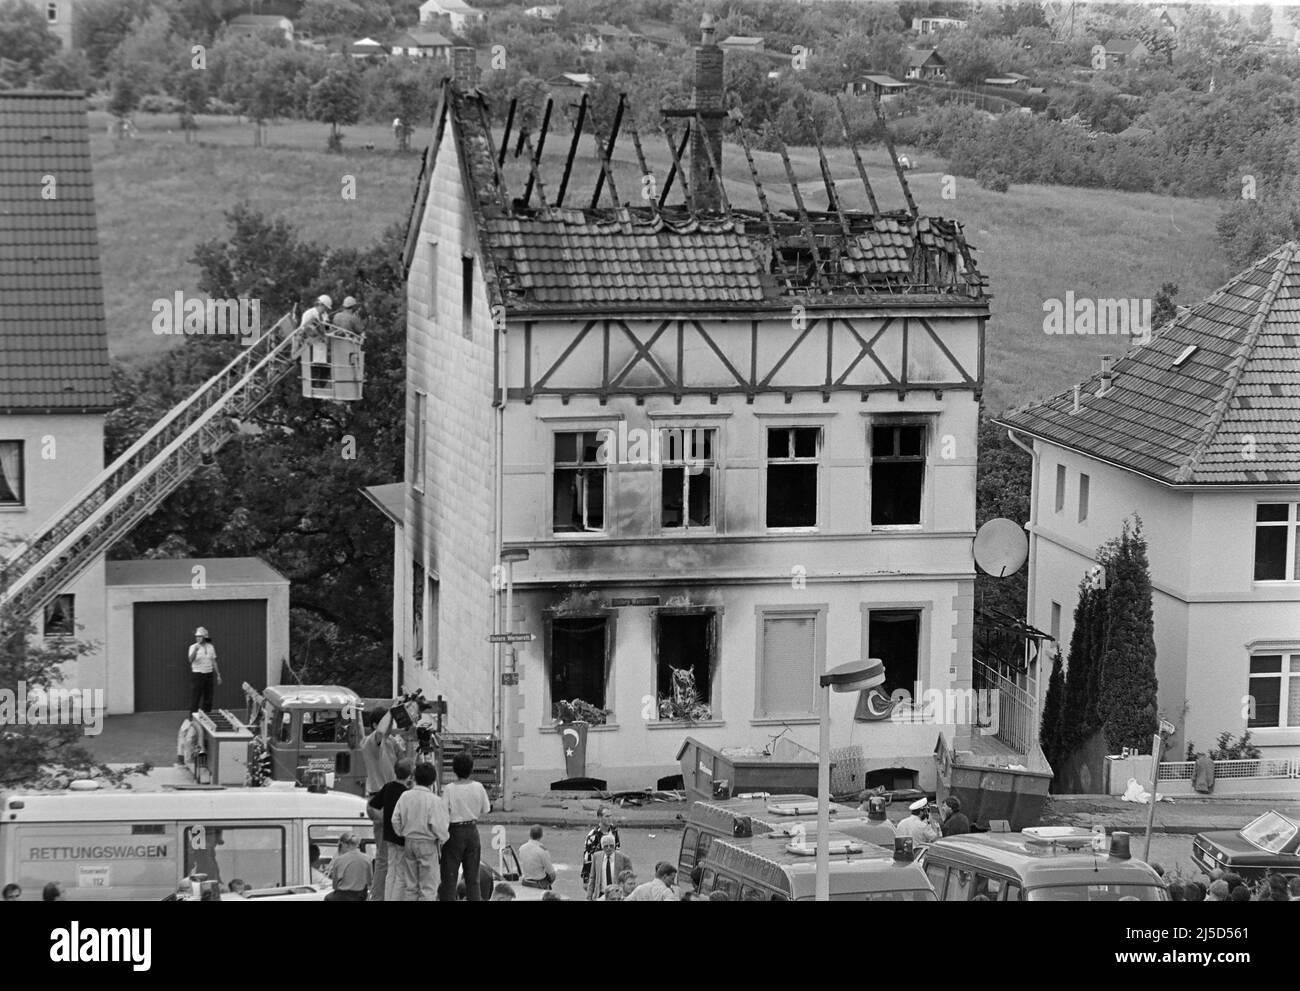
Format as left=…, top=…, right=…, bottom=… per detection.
left=397, top=27, right=992, bottom=796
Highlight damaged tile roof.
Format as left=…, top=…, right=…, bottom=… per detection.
left=0, top=92, right=114, bottom=412
left=405, top=81, right=986, bottom=313
left=998, top=242, right=1300, bottom=485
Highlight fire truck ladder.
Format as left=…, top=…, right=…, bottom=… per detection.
left=0, top=312, right=304, bottom=627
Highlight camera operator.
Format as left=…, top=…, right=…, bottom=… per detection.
left=361, top=700, right=405, bottom=900
left=896, top=797, right=939, bottom=845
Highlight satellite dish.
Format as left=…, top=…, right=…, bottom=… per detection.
left=973, top=518, right=1028, bottom=578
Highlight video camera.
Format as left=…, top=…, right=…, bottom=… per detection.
left=388, top=689, right=435, bottom=731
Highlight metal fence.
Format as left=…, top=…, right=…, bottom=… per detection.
left=972, top=656, right=1035, bottom=755
left=1158, top=758, right=1299, bottom=781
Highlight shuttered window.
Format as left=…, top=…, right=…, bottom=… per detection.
left=756, top=612, right=820, bottom=718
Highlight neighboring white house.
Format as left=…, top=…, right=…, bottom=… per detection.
left=349, top=37, right=387, bottom=58
left=227, top=14, right=294, bottom=43
left=524, top=4, right=562, bottom=19
left=419, top=0, right=485, bottom=34
left=999, top=243, right=1300, bottom=764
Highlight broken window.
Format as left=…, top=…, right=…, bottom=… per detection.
left=1254, top=503, right=1299, bottom=581
left=871, top=423, right=925, bottom=526
left=655, top=611, right=716, bottom=719
left=868, top=609, right=921, bottom=699
left=553, top=432, right=606, bottom=533
left=661, top=428, right=715, bottom=529
left=0, top=440, right=22, bottom=504
left=412, top=560, right=425, bottom=667
left=43, top=594, right=74, bottom=638
left=550, top=616, right=609, bottom=717
left=766, top=426, right=821, bottom=528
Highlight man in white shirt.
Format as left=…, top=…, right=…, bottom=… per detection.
left=518, top=824, right=557, bottom=890
left=895, top=798, right=940, bottom=845
left=392, top=763, right=449, bottom=901
left=360, top=703, right=404, bottom=900
left=626, top=861, right=679, bottom=902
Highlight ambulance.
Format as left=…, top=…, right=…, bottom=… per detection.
left=0, top=783, right=372, bottom=900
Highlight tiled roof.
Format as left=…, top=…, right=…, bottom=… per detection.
left=998, top=243, right=1300, bottom=485
left=405, top=84, right=986, bottom=311
left=484, top=212, right=767, bottom=305
left=908, top=48, right=942, bottom=66
left=0, top=92, right=114, bottom=412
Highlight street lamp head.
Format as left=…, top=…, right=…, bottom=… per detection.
left=820, top=658, right=886, bottom=693
left=500, top=548, right=530, bottom=564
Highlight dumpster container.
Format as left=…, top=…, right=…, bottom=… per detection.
left=933, top=734, right=1053, bottom=830
left=676, top=737, right=833, bottom=805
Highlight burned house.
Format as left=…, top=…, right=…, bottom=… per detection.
left=383, top=20, right=993, bottom=797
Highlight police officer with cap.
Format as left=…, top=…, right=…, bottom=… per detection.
left=895, top=797, right=939, bottom=844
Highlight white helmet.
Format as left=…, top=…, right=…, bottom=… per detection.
left=316, top=295, right=333, bottom=309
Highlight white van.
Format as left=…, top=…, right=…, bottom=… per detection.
left=0, top=783, right=373, bottom=900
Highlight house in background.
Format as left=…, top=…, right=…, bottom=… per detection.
left=912, top=15, right=967, bottom=35
left=998, top=243, right=1300, bottom=767
left=580, top=23, right=641, bottom=53
left=847, top=73, right=910, bottom=106
left=525, top=4, right=562, bottom=19
left=419, top=0, right=484, bottom=34
left=719, top=35, right=765, bottom=53
left=905, top=48, right=947, bottom=81
left=0, top=92, right=290, bottom=714
left=391, top=28, right=992, bottom=797
left=1100, top=37, right=1149, bottom=68
left=391, top=30, right=453, bottom=59
left=227, top=13, right=294, bottom=43
left=18, top=0, right=73, bottom=49
left=349, top=37, right=387, bottom=59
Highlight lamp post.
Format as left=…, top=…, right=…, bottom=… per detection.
left=499, top=548, right=530, bottom=812
left=817, top=657, right=886, bottom=901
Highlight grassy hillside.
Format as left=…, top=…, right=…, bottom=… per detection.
left=92, top=111, right=1230, bottom=413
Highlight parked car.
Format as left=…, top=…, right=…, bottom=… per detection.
left=1193, top=810, right=1300, bottom=882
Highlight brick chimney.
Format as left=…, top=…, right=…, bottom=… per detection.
left=451, top=47, right=478, bottom=90
left=691, top=14, right=724, bottom=213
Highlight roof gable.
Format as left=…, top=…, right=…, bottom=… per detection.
left=998, top=243, right=1300, bottom=485
left=0, top=92, right=114, bottom=412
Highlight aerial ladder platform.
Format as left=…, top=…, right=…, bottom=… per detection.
left=0, top=312, right=364, bottom=629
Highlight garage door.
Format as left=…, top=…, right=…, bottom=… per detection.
left=133, top=600, right=268, bottom=712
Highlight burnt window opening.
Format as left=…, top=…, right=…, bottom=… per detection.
left=661, top=428, right=714, bottom=529
left=0, top=440, right=24, bottom=504
left=553, top=431, right=606, bottom=533
left=868, top=609, right=921, bottom=701
left=43, top=594, right=74, bottom=638
left=412, top=560, right=425, bottom=667
left=655, top=611, right=716, bottom=719
left=1255, top=502, right=1300, bottom=581
left=461, top=254, right=474, bottom=338
left=550, top=616, right=609, bottom=717
left=871, top=423, right=926, bottom=526
left=766, top=426, right=821, bottom=528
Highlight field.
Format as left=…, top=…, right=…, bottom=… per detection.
left=91, top=110, right=1229, bottom=413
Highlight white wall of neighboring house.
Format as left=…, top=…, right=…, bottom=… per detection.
left=0, top=412, right=108, bottom=693
left=1027, top=439, right=1300, bottom=760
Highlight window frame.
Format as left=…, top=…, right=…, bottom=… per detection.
left=46, top=2, right=58, bottom=22
left=1077, top=472, right=1090, bottom=523
left=658, top=426, right=718, bottom=533
left=1247, top=652, right=1300, bottom=731
left=753, top=604, right=827, bottom=722
left=412, top=391, right=427, bottom=493
left=543, top=608, right=617, bottom=724
left=1054, top=464, right=1066, bottom=514
left=763, top=425, right=823, bottom=531
left=426, top=239, right=438, bottom=317
left=651, top=606, right=722, bottom=723
left=182, top=823, right=286, bottom=890
left=868, top=418, right=930, bottom=530
left=461, top=253, right=475, bottom=339
left=43, top=593, right=75, bottom=639
left=0, top=439, right=24, bottom=507
left=1254, top=502, right=1299, bottom=583
left=858, top=602, right=930, bottom=711
left=551, top=429, right=610, bottom=536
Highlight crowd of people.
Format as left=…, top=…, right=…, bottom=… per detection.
left=1156, top=865, right=1300, bottom=902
